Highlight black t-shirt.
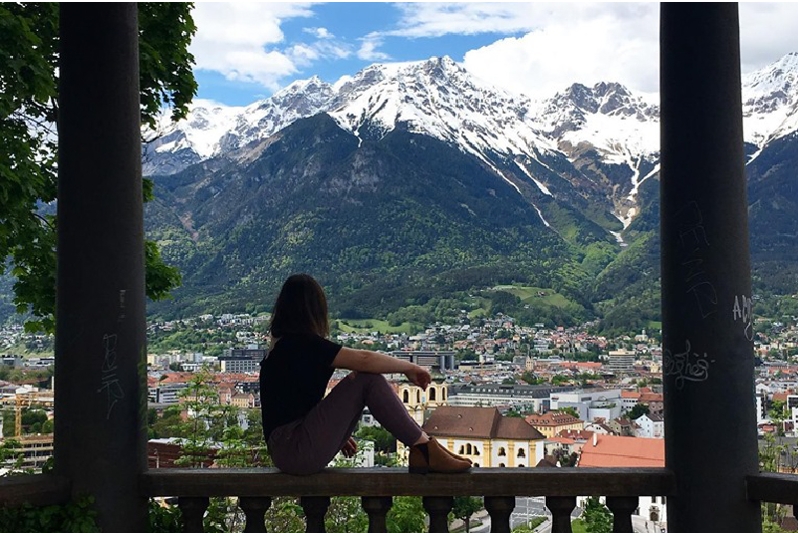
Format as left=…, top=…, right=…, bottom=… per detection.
left=259, top=333, right=342, bottom=441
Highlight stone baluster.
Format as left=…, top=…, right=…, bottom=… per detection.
left=484, top=496, right=515, bottom=533
left=362, top=496, right=393, bottom=533
left=606, top=496, right=638, bottom=533
left=546, top=496, right=576, bottom=533
left=301, top=496, right=331, bottom=533
left=424, top=496, right=454, bottom=533
left=178, top=496, right=209, bottom=533
left=240, top=496, right=272, bottom=533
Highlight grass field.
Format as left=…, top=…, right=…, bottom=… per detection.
left=334, top=319, right=420, bottom=335
left=570, top=519, right=588, bottom=533
left=492, top=285, right=576, bottom=308
left=3, top=343, right=54, bottom=358
left=468, top=308, right=488, bottom=319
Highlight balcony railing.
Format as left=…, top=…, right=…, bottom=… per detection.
left=141, top=467, right=676, bottom=533
left=0, top=473, right=70, bottom=507
left=747, top=472, right=798, bottom=510
left=7, top=469, right=798, bottom=532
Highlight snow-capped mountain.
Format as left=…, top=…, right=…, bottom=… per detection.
left=535, top=81, right=659, bottom=162
left=143, top=53, right=798, bottom=230
left=145, top=57, right=560, bottom=180
left=131, top=52, right=798, bottom=326
left=742, top=52, right=798, bottom=151
left=142, top=77, right=335, bottom=175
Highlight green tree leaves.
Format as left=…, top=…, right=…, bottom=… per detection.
left=387, top=497, right=426, bottom=533
left=138, top=3, right=198, bottom=130
left=451, top=496, right=483, bottom=533
left=0, top=3, right=196, bottom=332
left=356, top=425, right=397, bottom=453
left=627, top=403, right=650, bottom=421
left=582, top=497, right=613, bottom=533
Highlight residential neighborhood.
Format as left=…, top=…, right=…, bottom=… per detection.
left=3, top=310, right=798, bottom=531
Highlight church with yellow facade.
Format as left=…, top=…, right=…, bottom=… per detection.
left=404, top=405, right=547, bottom=468
left=395, top=381, right=449, bottom=425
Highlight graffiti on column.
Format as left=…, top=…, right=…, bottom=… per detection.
left=732, top=295, right=754, bottom=341
left=99, top=332, right=125, bottom=418
left=663, top=339, right=715, bottom=390
left=676, top=201, right=717, bottom=320
left=667, top=201, right=717, bottom=389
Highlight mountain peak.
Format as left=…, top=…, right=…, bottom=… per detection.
left=743, top=52, right=798, bottom=96
left=275, top=75, right=331, bottom=96
left=553, top=82, right=635, bottom=116
left=742, top=52, right=798, bottom=125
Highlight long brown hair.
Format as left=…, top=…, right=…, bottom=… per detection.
left=269, top=274, right=330, bottom=338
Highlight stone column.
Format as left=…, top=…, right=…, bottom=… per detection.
left=660, top=4, right=761, bottom=532
left=55, top=4, right=147, bottom=531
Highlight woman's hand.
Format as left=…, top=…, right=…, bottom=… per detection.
left=341, top=437, right=358, bottom=458
left=404, top=364, right=431, bottom=390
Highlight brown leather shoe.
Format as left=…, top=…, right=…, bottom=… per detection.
left=409, top=438, right=471, bottom=474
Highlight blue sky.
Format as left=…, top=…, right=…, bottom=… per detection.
left=190, top=3, right=798, bottom=107
left=194, top=3, right=517, bottom=105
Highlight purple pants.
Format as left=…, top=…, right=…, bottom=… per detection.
left=267, top=372, right=424, bottom=475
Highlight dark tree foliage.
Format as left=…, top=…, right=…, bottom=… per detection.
left=451, top=496, right=483, bottom=533
left=0, top=3, right=196, bottom=331
left=627, top=403, right=650, bottom=420
left=489, top=290, right=520, bottom=314
left=582, top=497, right=613, bottom=533
left=356, top=425, right=396, bottom=453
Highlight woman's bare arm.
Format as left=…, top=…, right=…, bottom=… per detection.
left=332, top=347, right=431, bottom=389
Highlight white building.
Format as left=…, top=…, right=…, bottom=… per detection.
left=755, top=393, right=767, bottom=424
left=447, top=383, right=575, bottom=413
left=550, top=389, right=622, bottom=422
left=606, top=349, right=635, bottom=373
left=148, top=383, right=188, bottom=404
left=634, top=413, right=665, bottom=439
left=218, top=347, right=266, bottom=373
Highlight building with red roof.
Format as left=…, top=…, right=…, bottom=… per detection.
left=578, top=434, right=664, bottom=467
left=419, top=406, right=545, bottom=468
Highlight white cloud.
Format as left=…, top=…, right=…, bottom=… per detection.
left=458, top=4, right=659, bottom=98
left=358, top=32, right=391, bottom=61
left=391, top=2, right=543, bottom=38
left=190, top=3, right=798, bottom=99
left=304, top=27, right=334, bottom=40
left=387, top=3, right=798, bottom=99
left=740, top=4, right=798, bottom=74
left=191, top=3, right=315, bottom=89
left=287, top=40, right=351, bottom=68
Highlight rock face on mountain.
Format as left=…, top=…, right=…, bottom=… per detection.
left=131, top=53, right=798, bottom=324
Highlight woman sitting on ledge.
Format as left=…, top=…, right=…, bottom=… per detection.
left=259, top=273, right=471, bottom=476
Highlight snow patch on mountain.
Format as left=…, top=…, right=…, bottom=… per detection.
left=514, top=161, right=553, bottom=196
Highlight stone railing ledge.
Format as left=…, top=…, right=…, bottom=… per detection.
left=0, top=474, right=71, bottom=508
left=140, top=466, right=677, bottom=498
left=747, top=472, right=798, bottom=505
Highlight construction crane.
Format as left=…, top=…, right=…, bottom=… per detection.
left=15, top=395, right=22, bottom=438
left=6, top=392, right=54, bottom=438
